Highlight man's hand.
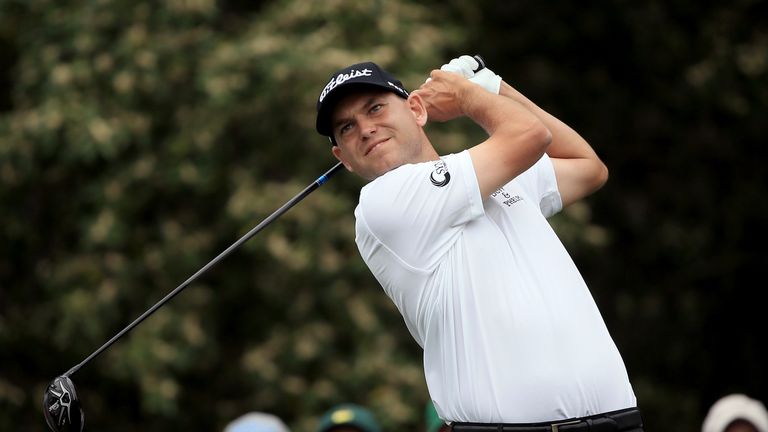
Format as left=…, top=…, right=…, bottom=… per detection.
left=413, top=69, right=473, bottom=122
left=438, top=55, right=503, bottom=95
left=414, top=55, right=503, bottom=122
left=439, top=55, right=480, bottom=78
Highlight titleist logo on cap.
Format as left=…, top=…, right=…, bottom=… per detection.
left=319, top=68, right=373, bottom=102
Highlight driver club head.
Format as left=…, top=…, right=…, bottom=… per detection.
left=43, top=375, right=84, bottom=432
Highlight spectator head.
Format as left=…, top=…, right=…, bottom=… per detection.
left=424, top=401, right=449, bottom=432
left=315, top=403, right=381, bottom=432
left=223, top=412, right=290, bottom=432
left=702, top=394, right=768, bottom=432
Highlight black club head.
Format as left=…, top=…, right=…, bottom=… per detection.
left=43, top=376, right=84, bottom=432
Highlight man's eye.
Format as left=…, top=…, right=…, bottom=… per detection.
left=339, top=123, right=352, bottom=134
left=370, top=104, right=383, bottom=113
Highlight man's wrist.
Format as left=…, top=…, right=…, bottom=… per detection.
left=457, top=80, right=489, bottom=117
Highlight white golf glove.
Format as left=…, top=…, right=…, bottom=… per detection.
left=440, top=55, right=480, bottom=78
left=437, top=55, right=502, bottom=95
left=469, top=67, right=502, bottom=95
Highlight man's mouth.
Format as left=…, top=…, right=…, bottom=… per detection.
left=365, top=138, right=390, bottom=156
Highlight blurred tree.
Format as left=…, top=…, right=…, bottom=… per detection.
left=3, top=0, right=766, bottom=431
left=0, top=0, right=463, bottom=430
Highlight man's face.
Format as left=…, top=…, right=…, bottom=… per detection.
left=330, top=90, right=428, bottom=180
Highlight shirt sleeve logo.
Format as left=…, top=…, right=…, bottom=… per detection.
left=429, top=159, right=451, bottom=187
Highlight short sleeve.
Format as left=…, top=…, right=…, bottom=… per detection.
left=355, top=151, right=484, bottom=271
left=513, top=154, right=563, bottom=218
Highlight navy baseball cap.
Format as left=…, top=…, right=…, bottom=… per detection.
left=316, top=62, right=409, bottom=142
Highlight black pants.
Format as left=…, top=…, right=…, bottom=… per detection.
left=450, top=407, right=643, bottom=432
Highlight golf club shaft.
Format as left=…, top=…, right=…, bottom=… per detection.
left=64, top=162, right=345, bottom=377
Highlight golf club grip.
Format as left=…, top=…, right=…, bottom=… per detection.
left=472, top=55, right=486, bottom=72
left=64, top=161, right=345, bottom=377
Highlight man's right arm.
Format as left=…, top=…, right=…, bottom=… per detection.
left=442, top=55, right=608, bottom=207
left=414, top=69, right=552, bottom=198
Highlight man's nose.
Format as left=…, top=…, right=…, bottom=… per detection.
left=358, top=117, right=377, bottom=138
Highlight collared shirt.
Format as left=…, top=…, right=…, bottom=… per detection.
left=354, top=150, right=636, bottom=423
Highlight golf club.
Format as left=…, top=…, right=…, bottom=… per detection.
left=43, top=162, right=344, bottom=432
left=42, top=54, right=487, bottom=431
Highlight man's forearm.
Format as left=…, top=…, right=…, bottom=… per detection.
left=460, top=57, right=607, bottom=204
left=461, top=81, right=544, bottom=140
left=458, top=80, right=552, bottom=197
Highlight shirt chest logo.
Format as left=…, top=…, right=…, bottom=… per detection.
left=491, top=187, right=523, bottom=206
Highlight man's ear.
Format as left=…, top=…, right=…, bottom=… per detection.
left=407, top=93, right=428, bottom=127
left=331, top=145, right=354, bottom=172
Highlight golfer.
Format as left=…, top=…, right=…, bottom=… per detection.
left=315, top=55, right=643, bottom=431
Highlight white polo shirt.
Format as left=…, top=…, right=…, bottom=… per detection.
left=354, top=150, right=636, bottom=423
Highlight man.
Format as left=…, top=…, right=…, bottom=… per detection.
left=315, top=55, right=643, bottom=431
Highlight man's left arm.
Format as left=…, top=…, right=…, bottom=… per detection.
left=496, top=81, right=608, bottom=207
left=438, top=55, right=608, bottom=207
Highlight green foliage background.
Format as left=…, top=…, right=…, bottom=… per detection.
left=1, top=0, right=766, bottom=431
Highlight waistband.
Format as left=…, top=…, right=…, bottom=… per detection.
left=450, top=407, right=643, bottom=432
